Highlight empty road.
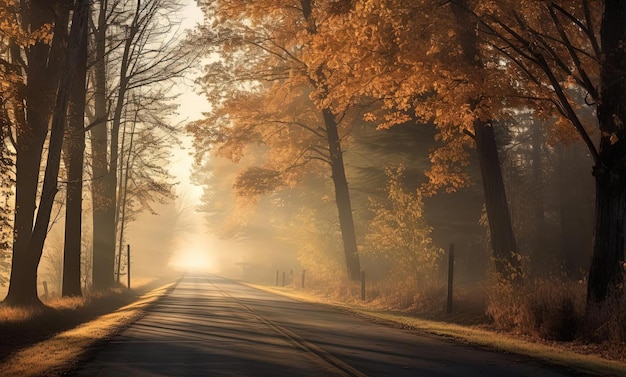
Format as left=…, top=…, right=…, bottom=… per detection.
left=70, top=274, right=586, bottom=376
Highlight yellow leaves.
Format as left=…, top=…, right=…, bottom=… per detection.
left=545, top=114, right=580, bottom=146
left=0, top=0, right=53, bottom=47
left=378, top=111, right=411, bottom=130
left=365, top=165, right=443, bottom=284
left=29, top=23, right=53, bottom=45
left=233, top=166, right=283, bottom=197
left=363, top=112, right=377, bottom=122
left=423, top=128, right=473, bottom=194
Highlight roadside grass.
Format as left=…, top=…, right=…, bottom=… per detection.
left=0, top=278, right=179, bottom=377
left=0, top=305, right=40, bottom=323
left=247, top=283, right=626, bottom=377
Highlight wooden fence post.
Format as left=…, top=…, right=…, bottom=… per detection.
left=127, top=244, right=131, bottom=290
left=446, top=243, right=455, bottom=314
left=361, top=270, right=366, bottom=301
left=301, top=270, right=306, bottom=289
left=282, top=271, right=285, bottom=287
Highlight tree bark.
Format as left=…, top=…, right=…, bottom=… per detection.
left=588, top=171, right=625, bottom=303
left=474, top=121, right=518, bottom=275
left=322, top=108, right=361, bottom=280
left=91, top=0, right=116, bottom=290
left=531, top=120, right=545, bottom=259
left=587, top=0, right=626, bottom=305
left=558, top=144, right=593, bottom=278
left=63, top=0, right=89, bottom=297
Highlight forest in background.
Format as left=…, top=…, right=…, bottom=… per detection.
left=188, top=0, right=626, bottom=343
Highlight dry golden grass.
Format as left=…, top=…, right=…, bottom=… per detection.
left=44, top=296, right=87, bottom=311
left=0, top=306, right=42, bottom=323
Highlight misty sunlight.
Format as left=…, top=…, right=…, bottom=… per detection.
left=170, top=249, right=214, bottom=272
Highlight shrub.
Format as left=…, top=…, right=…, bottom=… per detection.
left=365, top=167, right=444, bottom=293
left=368, top=278, right=446, bottom=312
left=486, top=270, right=585, bottom=341
left=584, top=289, right=626, bottom=343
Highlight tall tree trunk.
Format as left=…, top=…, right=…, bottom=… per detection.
left=558, top=144, right=592, bottom=278
left=91, top=0, right=116, bottom=290
left=451, top=0, right=518, bottom=276
left=5, top=1, right=68, bottom=306
left=92, top=0, right=140, bottom=290
left=63, top=0, right=89, bottom=297
left=116, top=109, right=137, bottom=282
left=558, top=145, right=576, bottom=276
left=587, top=0, right=626, bottom=305
left=474, top=121, right=518, bottom=275
left=299, top=0, right=361, bottom=280
left=588, top=172, right=625, bottom=303
left=531, top=119, right=545, bottom=263
left=322, top=109, right=361, bottom=281
left=5, top=0, right=88, bottom=305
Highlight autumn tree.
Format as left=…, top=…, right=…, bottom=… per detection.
left=192, top=0, right=363, bottom=280
left=89, top=0, right=109, bottom=290
left=2, top=0, right=60, bottom=305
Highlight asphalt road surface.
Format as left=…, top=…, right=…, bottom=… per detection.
left=70, top=274, right=587, bottom=377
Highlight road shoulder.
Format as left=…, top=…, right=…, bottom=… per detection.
left=0, top=280, right=180, bottom=377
